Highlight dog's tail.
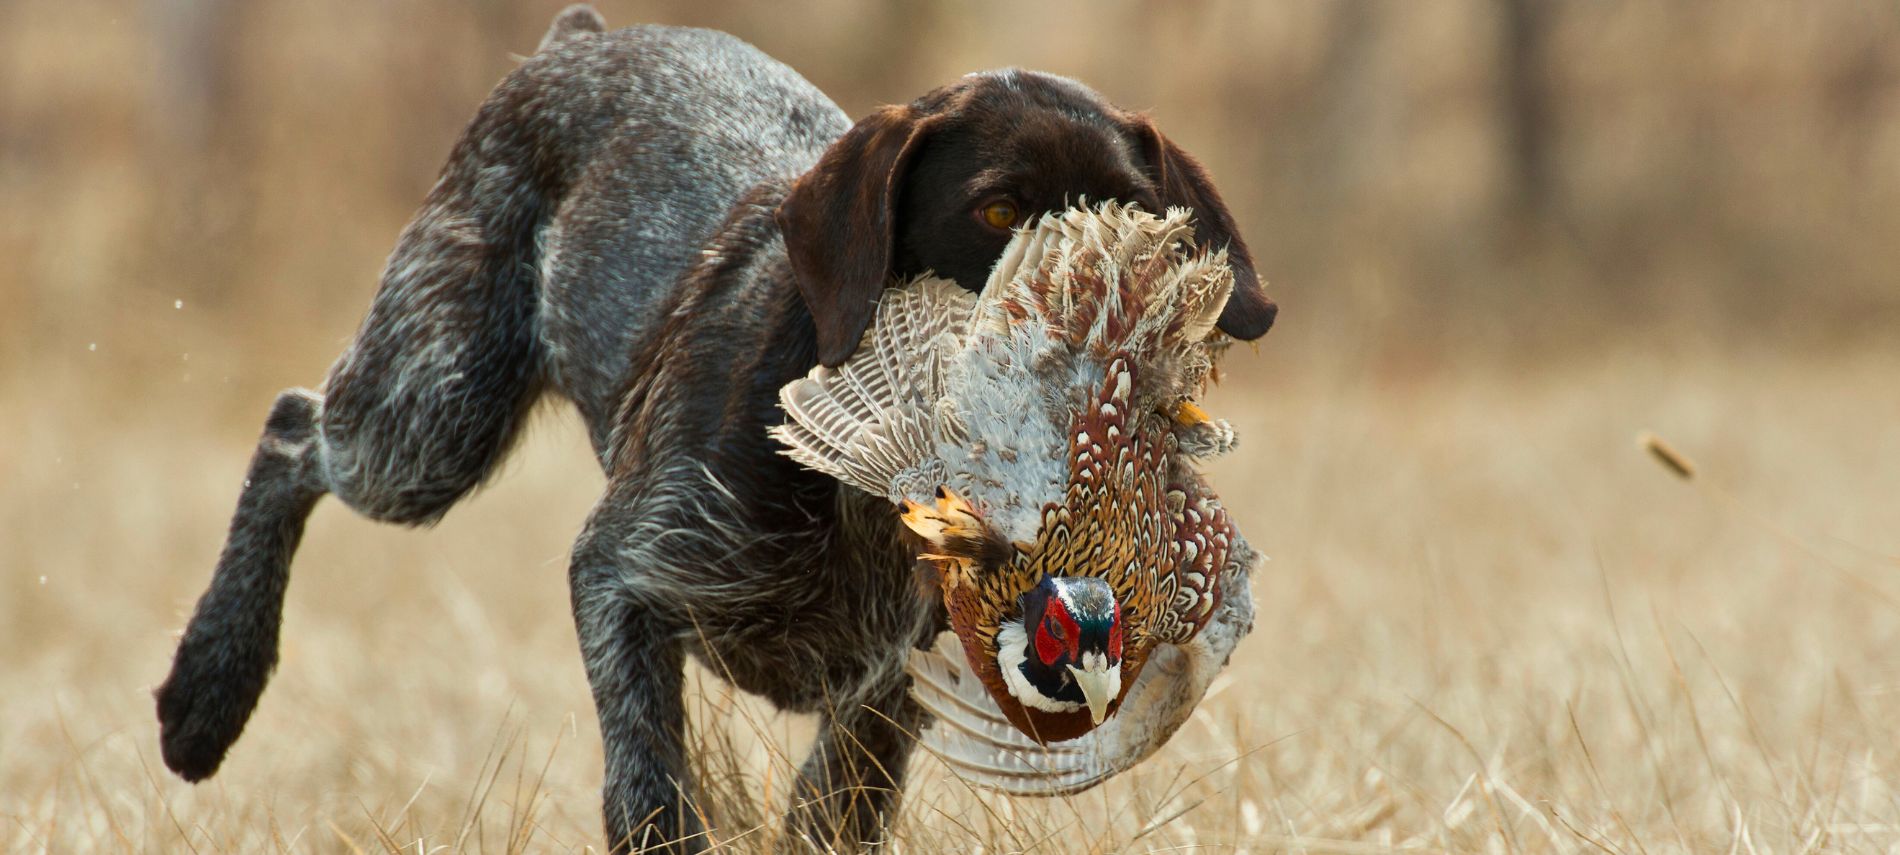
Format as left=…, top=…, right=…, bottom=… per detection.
left=157, top=6, right=610, bottom=782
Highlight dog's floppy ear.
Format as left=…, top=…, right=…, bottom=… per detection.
left=1123, top=115, right=1278, bottom=340
left=778, top=106, right=936, bottom=367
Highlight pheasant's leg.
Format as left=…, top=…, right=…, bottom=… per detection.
left=570, top=541, right=701, bottom=854
left=782, top=679, right=928, bottom=853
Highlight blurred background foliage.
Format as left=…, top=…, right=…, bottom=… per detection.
left=4, top=0, right=1897, bottom=410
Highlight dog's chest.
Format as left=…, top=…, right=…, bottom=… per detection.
left=683, top=489, right=939, bottom=711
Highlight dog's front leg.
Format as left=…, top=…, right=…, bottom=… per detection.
left=782, top=677, right=928, bottom=853
left=570, top=538, right=701, bottom=854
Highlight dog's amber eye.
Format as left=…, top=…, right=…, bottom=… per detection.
left=980, top=200, right=1018, bottom=230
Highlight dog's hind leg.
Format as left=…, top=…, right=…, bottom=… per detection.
left=157, top=244, right=547, bottom=781
left=156, top=265, right=546, bottom=780
left=156, top=234, right=548, bottom=780
left=156, top=389, right=327, bottom=780
left=158, top=61, right=558, bottom=778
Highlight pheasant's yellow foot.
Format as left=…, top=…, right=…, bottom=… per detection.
left=1171, top=400, right=1213, bottom=427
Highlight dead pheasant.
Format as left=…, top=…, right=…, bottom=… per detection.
left=772, top=202, right=1260, bottom=793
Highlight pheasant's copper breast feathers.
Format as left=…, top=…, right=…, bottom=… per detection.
left=1151, top=478, right=1232, bottom=644
left=772, top=202, right=1261, bottom=790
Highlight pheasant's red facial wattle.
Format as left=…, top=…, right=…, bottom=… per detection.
left=1035, top=600, right=1080, bottom=666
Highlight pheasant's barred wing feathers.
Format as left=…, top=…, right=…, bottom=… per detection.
left=774, top=202, right=1238, bottom=511
left=770, top=277, right=973, bottom=504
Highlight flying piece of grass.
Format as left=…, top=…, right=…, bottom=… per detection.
left=1637, top=431, right=1696, bottom=481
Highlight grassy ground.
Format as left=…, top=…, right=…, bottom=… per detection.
left=5, top=328, right=1898, bottom=853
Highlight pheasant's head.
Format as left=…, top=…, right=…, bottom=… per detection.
left=1007, top=576, right=1123, bottom=724
left=775, top=202, right=1250, bottom=743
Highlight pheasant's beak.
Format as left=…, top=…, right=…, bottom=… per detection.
left=1066, top=661, right=1121, bottom=725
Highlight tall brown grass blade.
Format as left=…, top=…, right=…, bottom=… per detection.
left=1409, top=698, right=1522, bottom=855
left=325, top=819, right=369, bottom=855
left=1596, top=550, right=1693, bottom=853
left=1549, top=802, right=1630, bottom=855
left=133, top=741, right=202, bottom=855
left=53, top=701, right=137, bottom=852
left=1647, top=605, right=1741, bottom=812
left=1131, top=796, right=1208, bottom=842
left=1565, top=702, right=1641, bottom=854
left=353, top=797, right=403, bottom=854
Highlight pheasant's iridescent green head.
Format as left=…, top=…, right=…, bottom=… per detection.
left=774, top=202, right=1245, bottom=742
left=1009, top=575, right=1122, bottom=724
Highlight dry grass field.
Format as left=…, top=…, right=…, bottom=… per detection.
left=6, top=1, right=1900, bottom=853
left=8, top=339, right=1900, bottom=853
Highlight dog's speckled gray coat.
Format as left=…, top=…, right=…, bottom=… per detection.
left=156, top=6, right=1276, bottom=853
left=160, top=12, right=928, bottom=852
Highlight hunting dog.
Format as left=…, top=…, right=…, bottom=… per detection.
left=156, top=6, right=1276, bottom=852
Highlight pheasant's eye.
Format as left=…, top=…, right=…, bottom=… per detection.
left=979, top=200, right=1018, bottom=230
left=1034, top=617, right=1066, bottom=665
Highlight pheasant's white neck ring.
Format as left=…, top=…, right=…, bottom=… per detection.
left=997, top=620, right=1084, bottom=714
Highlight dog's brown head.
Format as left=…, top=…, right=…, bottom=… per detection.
left=777, top=69, right=1278, bottom=367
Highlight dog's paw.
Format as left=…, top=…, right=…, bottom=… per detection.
left=154, top=636, right=270, bottom=782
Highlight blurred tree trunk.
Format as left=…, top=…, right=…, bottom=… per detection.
left=143, top=0, right=252, bottom=304
left=1497, top=0, right=1553, bottom=229
left=1306, top=0, right=1382, bottom=218
left=145, top=0, right=240, bottom=152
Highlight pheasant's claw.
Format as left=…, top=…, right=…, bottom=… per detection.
left=901, top=486, right=984, bottom=545
left=1170, top=400, right=1214, bottom=427
left=903, top=489, right=989, bottom=589
left=934, top=486, right=977, bottom=520
left=900, top=499, right=945, bottom=542
left=1171, top=411, right=1237, bottom=458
